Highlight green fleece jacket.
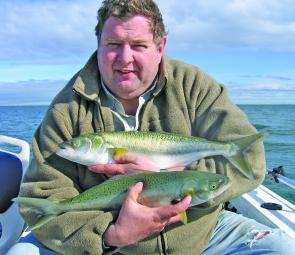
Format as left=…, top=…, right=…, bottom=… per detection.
left=19, top=52, right=265, bottom=255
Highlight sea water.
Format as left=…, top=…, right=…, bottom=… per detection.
left=0, top=105, right=294, bottom=203
left=239, top=104, right=295, bottom=203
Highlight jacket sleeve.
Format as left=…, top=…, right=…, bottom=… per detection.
left=19, top=105, right=117, bottom=255
left=189, top=74, right=266, bottom=207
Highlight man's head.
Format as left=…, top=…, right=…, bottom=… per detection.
left=95, top=0, right=166, bottom=46
left=95, top=0, right=167, bottom=104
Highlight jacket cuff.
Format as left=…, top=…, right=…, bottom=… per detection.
left=102, top=236, right=119, bottom=254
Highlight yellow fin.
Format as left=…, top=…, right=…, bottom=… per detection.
left=180, top=211, right=188, bottom=224
left=112, top=148, right=128, bottom=160
left=182, top=180, right=196, bottom=197
left=185, top=191, right=193, bottom=197
left=184, top=188, right=194, bottom=197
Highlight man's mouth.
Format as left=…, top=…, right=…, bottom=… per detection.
left=117, top=69, right=134, bottom=74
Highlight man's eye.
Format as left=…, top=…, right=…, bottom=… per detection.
left=133, top=44, right=147, bottom=49
left=107, top=43, right=120, bottom=48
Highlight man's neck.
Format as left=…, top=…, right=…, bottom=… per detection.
left=120, top=98, right=139, bottom=115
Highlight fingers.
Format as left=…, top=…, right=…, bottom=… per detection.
left=88, top=163, right=127, bottom=175
left=88, top=154, right=140, bottom=174
left=167, top=166, right=186, bottom=171
left=166, top=214, right=182, bottom=225
left=173, top=195, right=192, bottom=216
left=157, top=195, right=192, bottom=221
left=88, top=153, right=160, bottom=174
left=158, top=196, right=192, bottom=226
left=125, top=182, right=143, bottom=202
left=115, top=153, right=140, bottom=164
left=116, top=154, right=161, bottom=172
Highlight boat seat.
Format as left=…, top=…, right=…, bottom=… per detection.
left=0, top=152, right=23, bottom=213
left=0, top=136, right=30, bottom=255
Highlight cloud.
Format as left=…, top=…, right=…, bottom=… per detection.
left=225, top=70, right=295, bottom=90
left=239, top=75, right=293, bottom=81
left=0, top=79, right=66, bottom=105
left=0, top=0, right=100, bottom=63
left=264, top=75, right=293, bottom=81
left=1, top=0, right=295, bottom=64
left=243, top=83, right=295, bottom=91
left=229, top=89, right=295, bottom=104
left=222, top=71, right=295, bottom=103
left=227, top=80, right=295, bottom=104
left=158, top=0, right=295, bottom=53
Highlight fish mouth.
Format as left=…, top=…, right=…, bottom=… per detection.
left=214, top=179, right=232, bottom=197
left=59, top=140, right=72, bottom=150
left=56, top=142, right=76, bottom=160
left=218, top=176, right=230, bottom=187
left=56, top=148, right=71, bottom=159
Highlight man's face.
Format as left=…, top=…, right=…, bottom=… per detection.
left=97, top=15, right=166, bottom=101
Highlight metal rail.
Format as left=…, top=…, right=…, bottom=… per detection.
left=267, top=166, right=295, bottom=190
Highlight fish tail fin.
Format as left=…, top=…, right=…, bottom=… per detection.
left=13, top=197, right=59, bottom=215
left=228, top=131, right=267, bottom=180
left=13, top=197, right=61, bottom=230
left=27, top=215, right=57, bottom=231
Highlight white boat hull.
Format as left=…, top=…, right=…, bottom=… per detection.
left=230, top=185, right=295, bottom=238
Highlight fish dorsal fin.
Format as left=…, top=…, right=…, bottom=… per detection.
left=103, top=171, right=156, bottom=186
left=104, top=170, right=154, bottom=183
left=102, top=172, right=141, bottom=184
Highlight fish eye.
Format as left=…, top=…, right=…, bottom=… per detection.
left=92, top=136, right=103, bottom=147
left=210, top=183, right=217, bottom=190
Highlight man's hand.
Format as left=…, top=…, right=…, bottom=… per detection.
left=103, top=182, right=192, bottom=247
left=88, top=153, right=161, bottom=175
left=88, top=153, right=185, bottom=175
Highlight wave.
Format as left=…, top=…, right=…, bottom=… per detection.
left=253, top=124, right=270, bottom=130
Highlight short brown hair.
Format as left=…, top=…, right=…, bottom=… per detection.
left=95, top=0, right=167, bottom=45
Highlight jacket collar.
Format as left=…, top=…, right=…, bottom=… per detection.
left=152, top=56, right=169, bottom=97
left=73, top=51, right=101, bottom=101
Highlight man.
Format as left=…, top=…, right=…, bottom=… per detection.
left=11, top=0, right=293, bottom=254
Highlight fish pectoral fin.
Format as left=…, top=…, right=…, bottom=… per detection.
left=112, top=148, right=129, bottom=160
left=183, top=184, right=195, bottom=197
left=180, top=211, right=188, bottom=224
left=184, top=190, right=194, bottom=197
left=182, top=180, right=197, bottom=197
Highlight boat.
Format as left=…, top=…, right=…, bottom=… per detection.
left=0, top=135, right=294, bottom=254
left=0, top=135, right=30, bottom=255
left=229, top=167, right=295, bottom=239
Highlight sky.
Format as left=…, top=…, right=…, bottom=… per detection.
left=0, top=0, right=294, bottom=105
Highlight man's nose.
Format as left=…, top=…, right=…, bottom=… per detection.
left=118, top=44, right=134, bottom=64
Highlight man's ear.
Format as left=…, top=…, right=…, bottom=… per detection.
left=157, top=36, right=167, bottom=55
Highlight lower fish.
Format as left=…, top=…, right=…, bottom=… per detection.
left=14, top=170, right=231, bottom=231
left=56, top=131, right=267, bottom=179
